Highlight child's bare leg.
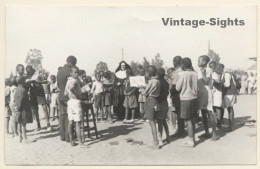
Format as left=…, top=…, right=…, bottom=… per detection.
left=208, top=111, right=219, bottom=140
left=94, top=107, right=98, bottom=122
left=100, top=107, right=104, bottom=122
left=163, top=120, right=170, bottom=142
left=75, top=121, right=84, bottom=146
left=201, top=109, right=210, bottom=136
left=107, top=106, right=112, bottom=123
left=170, top=111, right=177, bottom=131
left=227, top=107, right=234, bottom=130
left=42, top=104, right=51, bottom=127
left=140, top=103, right=144, bottom=119
left=214, top=107, right=222, bottom=128
left=18, top=123, right=22, bottom=142
left=124, top=108, right=129, bottom=121
left=52, top=107, right=56, bottom=120
left=186, top=119, right=195, bottom=146
left=131, top=109, right=135, bottom=121
left=68, top=121, right=75, bottom=146
left=5, top=117, right=10, bottom=134
left=21, top=123, right=27, bottom=140
left=149, top=120, right=159, bottom=147
left=157, top=120, right=163, bottom=143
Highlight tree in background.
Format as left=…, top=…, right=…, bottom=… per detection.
left=142, top=57, right=150, bottom=72
left=25, top=48, right=49, bottom=77
left=130, top=61, right=141, bottom=75
left=151, top=53, right=164, bottom=69
left=208, top=49, right=220, bottom=63
left=94, top=61, right=108, bottom=73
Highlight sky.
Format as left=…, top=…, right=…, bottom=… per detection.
left=6, top=6, right=256, bottom=77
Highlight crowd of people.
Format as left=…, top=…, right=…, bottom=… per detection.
left=5, top=54, right=250, bottom=149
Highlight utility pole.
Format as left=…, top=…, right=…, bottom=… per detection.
left=121, top=48, right=124, bottom=61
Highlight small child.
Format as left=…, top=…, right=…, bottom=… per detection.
left=138, top=68, right=147, bottom=122
left=103, top=71, right=114, bottom=123
left=10, top=77, right=18, bottom=138
left=209, top=61, right=217, bottom=72
left=64, top=66, right=86, bottom=147
left=91, top=72, right=105, bottom=122
left=212, top=64, right=225, bottom=129
left=176, top=57, right=198, bottom=148
left=197, top=55, right=219, bottom=140
left=157, top=68, right=170, bottom=145
left=50, top=75, right=59, bottom=121
left=222, top=69, right=237, bottom=131
left=14, top=76, right=34, bottom=143
left=123, top=69, right=138, bottom=123
left=5, top=78, right=12, bottom=135
left=145, top=66, right=161, bottom=150
left=42, top=73, right=51, bottom=113
left=166, top=67, right=177, bottom=132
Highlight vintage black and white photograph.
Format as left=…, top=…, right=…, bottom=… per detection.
left=4, top=6, right=257, bottom=165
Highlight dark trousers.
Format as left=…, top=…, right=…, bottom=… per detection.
left=31, top=105, right=41, bottom=128
left=58, top=100, right=69, bottom=141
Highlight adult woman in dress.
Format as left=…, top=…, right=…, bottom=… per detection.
left=113, top=61, right=131, bottom=120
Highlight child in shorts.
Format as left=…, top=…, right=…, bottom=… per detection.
left=10, top=77, right=18, bottom=138
left=64, top=66, right=86, bottom=147
left=157, top=68, right=170, bottom=145
left=167, top=67, right=177, bottom=132
left=197, top=55, right=219, bottom=140
left=103, top=71, right=114, bottom=123
left=42, top=73, right=51, bottom=113
left=145, top=66, right=161, bottom=150
left=123, top=69, right=138, bottom=124
left=176, top=57, right=198, bottom=148
left=5, top=78, right=12, bottom=135
left=212, top=64, right=225, bottom=129
left=138, top=68, right=147, bottom=122
left=50, top=75, right=59, bottom=121
left=91, top=72, right=104, bottom=122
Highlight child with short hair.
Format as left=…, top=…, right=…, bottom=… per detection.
left=209, top=61, right=217, bottom=72
left=5, top=78, right=12, bottom=135
left=212, top=64, right=225, bottom=129
left=123, top=69, right=138, bottom=123
left=197, top=55, right=219, bottom=140
left=14, top=76, right=34, bottom=143
left=167, top=67, right=177, bottom=132
left=103, top=71, right=114, bottom=123
left=50, top=75, right=59, bottom=121
left=138, top=68, right=147, bottom=122
left=176, top=57, right=198, bottom=147
left=91, top=72, right=105, bottom=122
left=10, top=77, right=18, bottom=138
left=157, top=68, right=170, bottom=145
left=64, top=66, right=86, bottom=147
left=42, top=73, right=51, bottom=113
left=145, top=66, right=161, bottom=150
left=222, top=69, right=238, bottom=131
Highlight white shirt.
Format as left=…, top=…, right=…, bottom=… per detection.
left=91, top=81, right=104, bottom=94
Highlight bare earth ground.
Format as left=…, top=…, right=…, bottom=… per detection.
left=5, top=94, right=257, bottom=165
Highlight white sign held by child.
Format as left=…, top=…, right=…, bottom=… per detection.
left=129, top=76, right=146, bottom=87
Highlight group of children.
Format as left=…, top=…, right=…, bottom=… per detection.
left=5, top=54, right=239, bottom=149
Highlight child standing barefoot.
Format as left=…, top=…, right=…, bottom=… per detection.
left=176, top=57, right=198, bottom=148
left=145, top=66, right=161, bottom=150
left=138, top=68, right=147, bottom=122
left=91, top=72, right=105, bottom=123
left=50, top=75, right=60, bottom=121
left=157, top=68, right=170, bottom=145
left=123, top=69, right=138, bottom=124
left=10, top=77, right=18, bottom=138
left=14, top=76, right=34, bottom=143
left=64, top=67, right=86, bottom=147
left=103, top=71, right=114, bottom=123
left=5, top=78, right=12, bottom=135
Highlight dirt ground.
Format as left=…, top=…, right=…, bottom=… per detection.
left=5, top=94, right=257, bottom=165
